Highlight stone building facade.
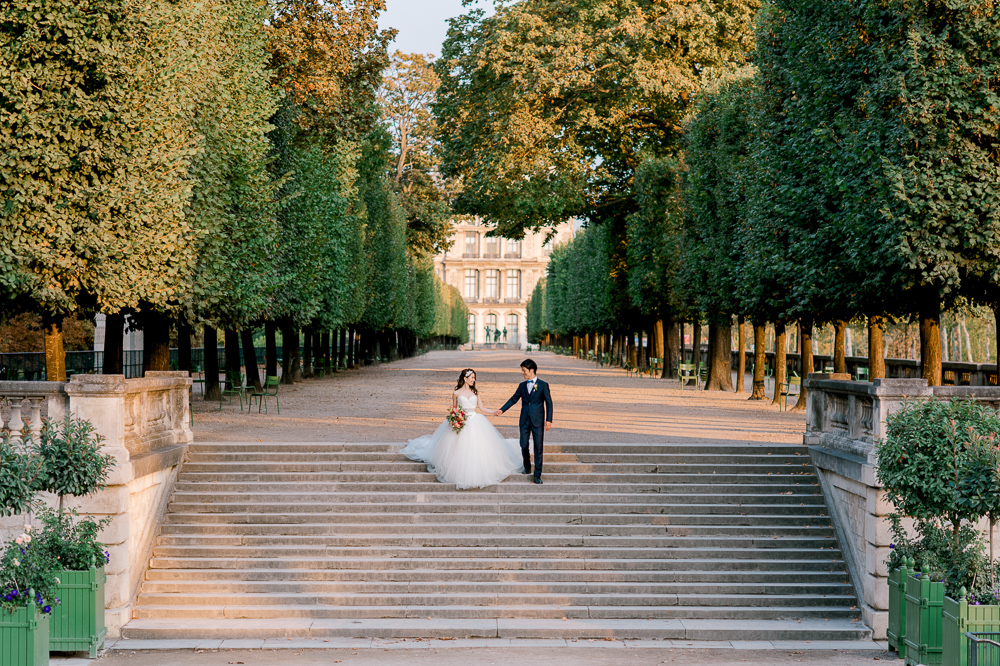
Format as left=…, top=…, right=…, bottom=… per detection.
left=434, top=218, right=575, bottom=348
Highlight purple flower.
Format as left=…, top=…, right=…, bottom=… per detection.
left=889, top=543, right=895, bottom=549
left=42, top=605, right=50, bottom=613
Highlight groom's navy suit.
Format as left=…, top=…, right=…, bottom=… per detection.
left=500, top=378, right=553, bottom=479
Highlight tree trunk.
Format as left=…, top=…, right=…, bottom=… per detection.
left=749, top=323, right=767, bottom=400
left=204, top=326, right=221, bottom=401
left=42, top=313, right=67, bottom=382
left=102, top=312, right=125, bottom=375
left=736, top=316, right=746, bottom=393
left=692, top=320, right=703, bottom=372
left=223, top=329, right=241, bottom=382
left=771, top=321, right=788, bottom=406
left=240, top=328, right=261, bottom=391
left=654, top=320, right=665, bottom=378
left=791, top=318, right=814, bottom=412
left=142, top=311, right=171, bottom=374
left=705, top=320, right=734, bottom=391
left=338, top=328, right=347, bottom=370
left=264, top=321, right=278, bottom=379
left=920, top=290, right=943, bottom=386
left=663, top=316, right=679, bottom=378
left=177, top=322, right=192, bottom=373
left=281, top=320, right=300, bottom=384
left=833, top=321, right=846, bottom=374
left=627, top=332, right=636, bottom=368
left=321, top=330, right=331, bottom=371
left=347, top=327, right=356, bottom=368
left=302, top=325, right=314, bottom=378
left=869, top=315, right=886, bottom=380
left=314, top=329, right=324, bottom=367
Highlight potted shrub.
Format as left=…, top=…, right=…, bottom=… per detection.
left=877, top=399, right=1000, bottom=665
left=941, top=427, right=1000, bottom=666
left=32, top=417, right=114, bottom=657
left=0, top=526, right=59, bottom=666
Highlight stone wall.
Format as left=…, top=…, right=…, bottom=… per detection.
left=804, top=375, right=1000, bottom=640
left=1, top=372, right=192, bottom=637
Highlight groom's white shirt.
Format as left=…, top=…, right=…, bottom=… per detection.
left=527, top=378, right=538, bottom=393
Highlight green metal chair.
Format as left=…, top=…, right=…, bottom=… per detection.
left=779, top=374, right=802, bottom=411
left=249, top=376, right=280, bottom=414
left=677, top=363, right=699, bottom=389
left=855, top=366, right=870, bottom=381
left=648, top=357, right=663, bottom=378
left=221, top=370, right=248, bottom=411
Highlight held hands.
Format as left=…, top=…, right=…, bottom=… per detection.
left=493, top=410, right=503, bottom=417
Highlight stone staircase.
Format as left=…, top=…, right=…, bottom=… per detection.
left=122, top=441, right=870, bottom=641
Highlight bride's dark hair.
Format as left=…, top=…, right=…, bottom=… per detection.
left=455, top=368, right=478, bottom=395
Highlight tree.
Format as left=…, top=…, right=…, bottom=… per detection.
left=435, top=0, right=759, bottom=237
left=379, top=52, right=454, bottom=257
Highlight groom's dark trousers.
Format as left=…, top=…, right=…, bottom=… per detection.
left=500, top=379, right=553, bottom=478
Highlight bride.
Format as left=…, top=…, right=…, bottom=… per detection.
left=402, top=368, right=525, bottom=489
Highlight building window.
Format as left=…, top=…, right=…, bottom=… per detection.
left=468, top=314, right=476, bottom=343
left=506, top=239, right=520, bottom=257
left=507, top=314, right=519, bottom=344
left=485, top=237, right=499, bottom=257
left=506, top=270, right=520, bottom=301
left=484, top=269, right=499, bottom=299
left=464, top=231, right=479, bottom=256
left=486, top=313, right=497, bottom=329
left=464, top=269, right=478, bottom=299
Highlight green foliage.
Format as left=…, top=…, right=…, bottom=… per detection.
left=877, top=399, right=1000, bottom=521
left=677, top=74, right=754, bottom=322
left=627, top=157, right=686, bottom=320
left=526, top=278, right=547, bottom=343
left=887, top=515, right=988, bottom=594
left=544, top=226, right=614, bottom=336
left=32, top=416, right=114, bottom=503
left=957, top=429, right=1000, bottom=525
left=180, top=0, right=283, bottom=329
left=1, top=525, right=59, bottom=614
left=36, top=508, right=111, bottom=571
left=0, top=433, right=41, bottom=517
left=0, top=0, right=207, bottom=317
left=435, top=0, right=760, bottom=236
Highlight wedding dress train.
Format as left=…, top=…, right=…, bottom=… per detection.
left=402, top=394, right=524, bottom=489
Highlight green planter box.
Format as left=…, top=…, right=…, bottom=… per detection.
left=942, top=592, right=1000, bottom=666
left=904, top=566, right=946, bottom=666
left=0, top=598, right=50, bottom=666
left=49, top=566, right=106, bottom=657
left=888, top=562, right=911, bottom=658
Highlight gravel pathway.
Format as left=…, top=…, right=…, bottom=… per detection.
left=191, top=349, right=805, bottom=444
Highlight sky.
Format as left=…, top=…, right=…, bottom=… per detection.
left=378, top=0, right=495, bottom=57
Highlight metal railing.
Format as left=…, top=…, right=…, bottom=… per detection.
left=968, top=632, right=1000, bottom=665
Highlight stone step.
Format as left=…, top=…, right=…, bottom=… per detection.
left=161, top=512, right=831, bottom=529
left=161, top=504, right=828, bottom=520
left=174, top=474, right=817, bottom=487
left=138, top=580, right=855, bottom=596
left=153, top=527, right=836, bottom=546
left=120, top=617, right=870, bottom=641
left=166, top=494, right=827, bottom=511
left=146, top=557, right=846, bottom=572
left=143, top=567, right=851, bottom=583
left=150, top=545, right=842, bottom=561
left=129, top=597, right=857, bottom=620
left=128, top=440, right=862, bottom=643
left=157, top=522, right=833, bottom=538
left=187, top=442, right=809, bottom=455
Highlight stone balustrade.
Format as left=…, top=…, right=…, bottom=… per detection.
left=0, top=372, right=192, bottom=638
left=0, top=380, right=69, bottom=443
left=803, top=375, right=1000, bottom=640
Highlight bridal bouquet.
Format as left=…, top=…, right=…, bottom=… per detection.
left=447, top=406, right=467, bottom=432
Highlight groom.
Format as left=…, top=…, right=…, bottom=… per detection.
left=495, top=359, right=553, bottom=484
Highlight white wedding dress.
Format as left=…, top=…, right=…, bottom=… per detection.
left=402, top=394, right=525, bottom=489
